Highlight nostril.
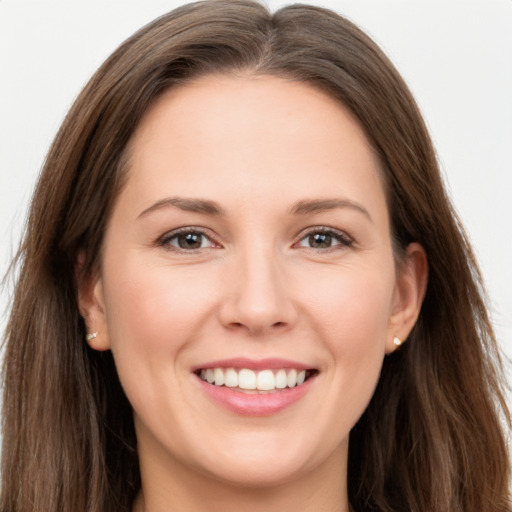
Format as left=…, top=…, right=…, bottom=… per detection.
left=226, top=320, right=287, bottom=333
left=227, top=322, right=246, bottom=330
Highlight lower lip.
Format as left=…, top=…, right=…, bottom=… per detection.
left=196, top=375, right=315, bottom=416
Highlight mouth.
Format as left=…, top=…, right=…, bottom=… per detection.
left=192, top=358, right=319, bottom=415
left=195, top=367, right=318, bottom=394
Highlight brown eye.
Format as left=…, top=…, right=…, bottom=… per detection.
left=162, top=230, right=215, bottom=250
left=297, top=229, right=353, bottom=250
left=176, top=233, right=204, bottom=249
left=308, top=232, right=333, bottom=248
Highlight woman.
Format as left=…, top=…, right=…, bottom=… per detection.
left=1, top=1, right=510, bottom=511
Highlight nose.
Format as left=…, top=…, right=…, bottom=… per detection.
left=219, top=246, right=298, bottom=336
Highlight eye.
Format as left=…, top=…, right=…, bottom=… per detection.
left=160, top=228, right=218, bottom=251
left=296, top=228, right=353, bottom=250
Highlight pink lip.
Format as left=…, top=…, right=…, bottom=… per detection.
left=191, top=357, right=312, bottom=372
left=197, top=379, right=313, bottom=416
left=194, top=373, right=317, bottom=418
left=192, top=358, right=317, bottom=416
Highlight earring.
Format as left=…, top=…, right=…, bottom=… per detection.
left=86, top=331, right=98, bottom=342
left=393, top=336, right=403, bottom=347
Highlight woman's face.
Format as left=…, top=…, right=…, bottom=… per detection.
left=84, top=75, right=424, bottom=491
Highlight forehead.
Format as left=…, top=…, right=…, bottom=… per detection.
left=132, top=74, right=374, bottom=154
left=119, top=74, right=386, bottom=219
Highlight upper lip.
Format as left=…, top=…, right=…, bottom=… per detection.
left=191, top=357, right=314, bottom=372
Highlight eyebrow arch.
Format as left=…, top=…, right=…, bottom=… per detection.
left=138, top=197, right=225, bottom=219
left=290, top=198, right=373, bottom=222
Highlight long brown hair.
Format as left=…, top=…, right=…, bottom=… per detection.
left=2, top=1, right=510, bottom=511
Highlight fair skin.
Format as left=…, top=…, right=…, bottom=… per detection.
left=80, top=74, right=427, bottom=512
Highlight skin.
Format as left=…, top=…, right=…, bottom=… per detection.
left=80, top=74, right=427, bottom=512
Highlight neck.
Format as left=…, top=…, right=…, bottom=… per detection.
left=133, top=480, right=351, bottom=512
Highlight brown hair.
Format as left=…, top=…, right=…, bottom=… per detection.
left=2, top=1, right=510, bottom=511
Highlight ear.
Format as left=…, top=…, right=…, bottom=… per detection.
left=76, top=252, right=111, bottom=351
left=386, top=242, right=428, bottom=354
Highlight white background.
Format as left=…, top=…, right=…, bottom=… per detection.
left=1, top=1, right=511, bottom=385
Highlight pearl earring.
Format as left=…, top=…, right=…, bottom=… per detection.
left=393, top=336, right=403, bottom=347
left=85, top=331, right=98, bottom=342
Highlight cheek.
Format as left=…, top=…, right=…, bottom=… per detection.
left=103, top=257, right=218, bottom=348
left=297, top=260, right=394, bottom=395
left=324, top=287, right=391, bottom=435
left=99, top=257, right=222, bottom=424
left=299, top=258, right=395, bottom=341
left=100, top=257, right=223, bottom=414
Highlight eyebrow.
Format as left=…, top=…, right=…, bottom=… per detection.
left=137, top=196, right=372, bottom=222
left=290, top=198, right=373, bottom=222
left=137, top=197, right=225, bottom=219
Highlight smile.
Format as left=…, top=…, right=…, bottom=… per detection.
left=193, top=358, right=318, bottom=415
left=197, top=367, right=316, bottom=392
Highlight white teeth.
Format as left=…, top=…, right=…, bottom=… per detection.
left=287, top=369, right=297, bottom=388
left=275, top=369, right=287, bottom=389
left=214, top=368, right=224, bottom=386
left=224, top=368, right=238, bottom=387
left=256, top=369, right=275, bottom=391
left=198, top=367, right=312, bottom=391
left=238, top=369, right=256, bottom=390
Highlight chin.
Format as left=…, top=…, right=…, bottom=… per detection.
left=202, top=458, right=310, bottom=489
left=191, top=432, right=338, bottom=489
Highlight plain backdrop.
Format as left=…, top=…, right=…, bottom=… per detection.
left=1, top=1, right=511, bottom=383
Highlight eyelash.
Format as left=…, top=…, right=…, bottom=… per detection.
left=157, top=226, right=354, bottom=252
